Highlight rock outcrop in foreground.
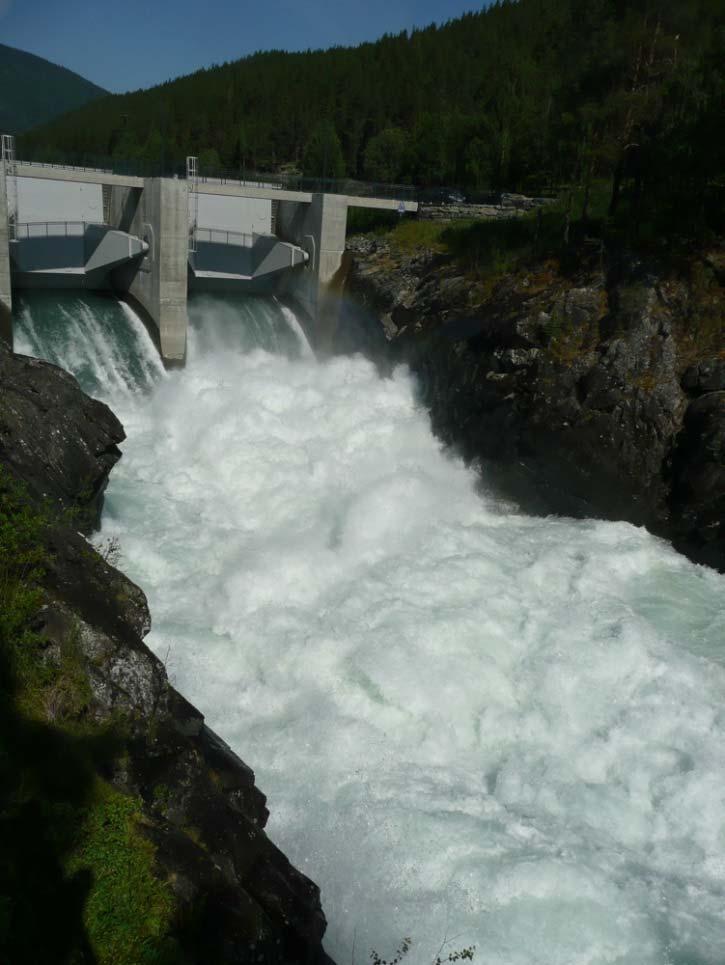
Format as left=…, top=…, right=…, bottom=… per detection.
left=347, top=236, right=724, bottom=572
left=0, top=343, right=331, bottom=964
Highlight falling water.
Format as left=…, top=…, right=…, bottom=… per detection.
left=14, top=290, right=725, bottom=965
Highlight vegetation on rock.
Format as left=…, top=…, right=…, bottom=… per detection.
left=0, top=467, right=179, bottom=964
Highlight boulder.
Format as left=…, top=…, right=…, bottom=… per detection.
left=0, top=341, right=124, bottom=531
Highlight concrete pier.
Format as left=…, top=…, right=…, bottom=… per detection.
left=277, top=193, right=349, bottom=352
left=0, top=167, right=12, bottom=347
left=110, top=178, right=189, bottom=362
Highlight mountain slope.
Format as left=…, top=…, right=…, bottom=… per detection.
left=0, top=44, right=107, bottom=134
left=18, top=0, right=725, bottom=239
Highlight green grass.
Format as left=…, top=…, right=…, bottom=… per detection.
left=373, top=209, right=558, bottom=280
left=67, top=783, right=178, bottom=965
left=387, top=219, right=451, bottom=254
left=360, top=178, right=724, bottom=289
left=360, top=199, right=577, bottom=279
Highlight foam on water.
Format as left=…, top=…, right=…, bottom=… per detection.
left=15, top=291, right=725, bottom=965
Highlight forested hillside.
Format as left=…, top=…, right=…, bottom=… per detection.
left=0, top=44, right=107, bottom=133
left=20, top=0, right=725, bottom=236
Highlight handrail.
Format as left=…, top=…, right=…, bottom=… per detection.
left=195, top=226, right=255, bottom=248
left=8, top=147, right=568, bottom=203
left=196, top=170, right=417, bottom=201
left=13, top=153, right=418, bottom=201
left=15, top=159, right=115, bottom=176
left=14, top=221, right=108, bottom=239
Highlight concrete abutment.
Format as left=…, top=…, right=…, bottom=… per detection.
left=277, top=193, right=348, bottom=353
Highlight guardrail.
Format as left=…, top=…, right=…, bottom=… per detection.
left=13, top=152, right=559, bottom=205
left=195, top=227, right=256, bottom=248
left=15, top=159, right=114, bottom=176
left=196, top=169, right=417, bottom=201
left=197, top=175, right=284, bottom=193
left=15, top=153, right=418, bottom=201
left=14, top=221, right=108, bottom=239
left=14, top=154, right=183, bottom=179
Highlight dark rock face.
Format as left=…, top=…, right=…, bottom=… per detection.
left=347, top=236, right=725, bottom=572
left=681, top=358, right=725, bottom=395
left=0, top=342, right=333, bottom=964
left=671, top=392, right=725, bottom=569
left=0, top=341, right=124, bottom=531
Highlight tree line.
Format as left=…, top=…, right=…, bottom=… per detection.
left=19, top=0, right=725, bottom=237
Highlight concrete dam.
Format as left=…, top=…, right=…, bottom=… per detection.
left=0, top=136, right=418, bottom=361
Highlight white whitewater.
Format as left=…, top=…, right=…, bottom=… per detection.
left=15, top=291, right=725, bottom=965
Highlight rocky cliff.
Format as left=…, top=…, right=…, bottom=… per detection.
left=346, top=235, right=724, bottom=572
left=0, top=342, right=332, bottom=964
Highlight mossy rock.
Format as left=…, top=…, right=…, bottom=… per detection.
left=66, top=781, right=180, bottom=965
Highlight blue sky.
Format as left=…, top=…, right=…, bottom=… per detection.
left=1, top=0, right=485, bottom=93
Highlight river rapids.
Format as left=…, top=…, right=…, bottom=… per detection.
left=14, top=290, right=725, bottom=965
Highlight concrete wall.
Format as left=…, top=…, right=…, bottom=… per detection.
left=9, top=224, right=148, bottom=294
left=84, top=226, right=147, bottom=273
left=252, top=235, right=307, bottom=277
left=197, top=193, right=271, bottom=234
left=276, top=193, right=348, bottom=352
left=11, top=234, right=85, bottom=271
left=190, top=236, right=307, bottom=295
left=17, top=177, right=104, bottom=223
left=110, top=178, right=188, bottom=362
left=0, top=167, right=12, bottom=347
left=193, top=241, right=253, bottom=277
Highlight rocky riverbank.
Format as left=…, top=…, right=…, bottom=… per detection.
left=0, top=342, right=332, bottom=964
left=346, top=234, right=725, bottom=572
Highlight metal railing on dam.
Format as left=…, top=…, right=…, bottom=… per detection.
left=14, top=159, right=115, bottom=177
left=14, top=155, right=155, bottom=179
left=7, top=141, right=557, bottom=209
left=196, top=170, right=417, bottom=202
left=14, top=220, right=107, bottom=239
left=195, top=226, right=256, bottom=248
left=12, top=151, right=418, bottom=202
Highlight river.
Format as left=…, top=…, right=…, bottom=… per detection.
left=14, top=289, right=725, bottom=965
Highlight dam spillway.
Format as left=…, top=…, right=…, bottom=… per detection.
left=14, top=290, right=725, bottom=965
left=1, top=142, right=418, bottom=361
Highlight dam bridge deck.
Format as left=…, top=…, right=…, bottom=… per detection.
left=9, top=158, right=419, bottom=212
